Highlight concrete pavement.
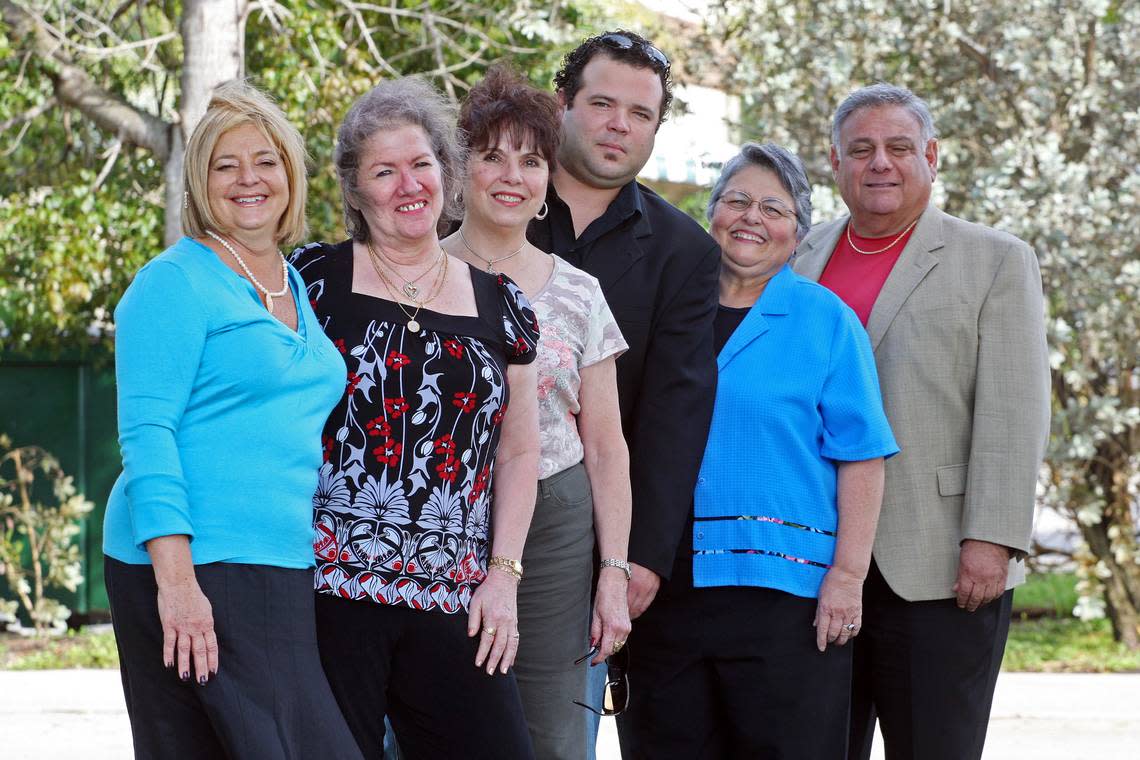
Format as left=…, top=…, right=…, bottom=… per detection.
left=1, top=669, right=1138, bottom=759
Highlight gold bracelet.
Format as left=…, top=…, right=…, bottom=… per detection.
left=488, top=555, right=523, bottom=581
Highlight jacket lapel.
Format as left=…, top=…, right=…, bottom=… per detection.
left=718, top=266, right=793, bottom=372
left=865, top=206, right=944, bottom=350
left=794, top=217, right=846, bottom=281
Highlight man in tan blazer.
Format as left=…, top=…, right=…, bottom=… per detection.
left=794, top=84, right=1050, bottom=760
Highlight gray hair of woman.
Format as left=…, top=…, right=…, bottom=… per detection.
left=707, top=142, right=813, bottom=242
left=335, top=76, right=464, bottom=241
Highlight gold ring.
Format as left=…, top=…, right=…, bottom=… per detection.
left=510, top=632, right=520, bottom=639
left=612, top=640, right=625, bottom=654
left=483, top=627, right=496, bottom=636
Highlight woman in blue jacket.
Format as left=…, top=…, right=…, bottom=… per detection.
left=102, top=82, right=361, bottom=759
left=618, top=143, right=899, bottom=758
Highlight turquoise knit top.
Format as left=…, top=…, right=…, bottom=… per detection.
left=103, top=237, right=344, bottom=568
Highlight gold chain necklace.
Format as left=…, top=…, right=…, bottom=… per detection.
left=845, top=217, right=919, bottom=255
left=365, top=240, right=448, bottom=333
left=370, top=243, right=444, bottom=299
left=458, top=227, right=526, bottom=273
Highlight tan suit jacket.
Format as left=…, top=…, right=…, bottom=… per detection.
left=794, top=206, right=1050, bottom=601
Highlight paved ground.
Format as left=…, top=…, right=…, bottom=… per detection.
left=1, top=670, right=1138, bottom=758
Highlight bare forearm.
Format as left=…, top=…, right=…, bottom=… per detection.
left=146, top=534, right=196, bottom=589
left=490, top=450, right=538, bottom=561
left=584, top=441, right=631, bottom=561
left=832, top=458, right=885, bottom=579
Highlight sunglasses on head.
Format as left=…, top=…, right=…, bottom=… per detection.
left=598, top=32, right=671, bottom=72
left=572, top=644, right=630, bottom=717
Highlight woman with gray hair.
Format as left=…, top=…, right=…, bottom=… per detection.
left=290, top=76, right=540, bottom=758
left=618, top=143, right=898, bottom=757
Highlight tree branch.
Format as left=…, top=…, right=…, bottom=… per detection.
left=0, top=0, right=172, bottom=160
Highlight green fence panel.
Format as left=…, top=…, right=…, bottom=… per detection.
left=0, top=356, right=118, bottom=615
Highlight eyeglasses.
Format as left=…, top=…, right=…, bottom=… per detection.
left=598, top=32, right=671, bottom=72
left=718, top=191, right=796, bottom=221
left=572, top=644, right=630, bottom=716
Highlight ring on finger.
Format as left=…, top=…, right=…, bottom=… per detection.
left=843, top=623, right=857, bottom=632
left=510, top=631, right=520, bottom=639
left=483, top=626, right=496, bottom=636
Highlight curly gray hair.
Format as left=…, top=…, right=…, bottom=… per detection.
left=335, top=76, right=463, bottom=241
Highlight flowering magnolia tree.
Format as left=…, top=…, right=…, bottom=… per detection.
left=702, top=0, right=1139, bottom=645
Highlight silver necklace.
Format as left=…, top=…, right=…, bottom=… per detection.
left=206, top=230, right=289, bottom=313
left=458, top=227, right=526, bottom=273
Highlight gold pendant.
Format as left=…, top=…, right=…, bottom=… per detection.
left=402, top=283, right=419, bottom=299
left=265, top=294, right=275, bottom=313
left=407, top=319, right=420, bottom=332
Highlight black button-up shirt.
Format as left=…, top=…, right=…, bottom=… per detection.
left=529, top=180, right=720, bottom=577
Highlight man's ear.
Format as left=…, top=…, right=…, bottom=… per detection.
left=829, top=144, right=840, bottom=178
left=925, top=138, right=939, bottom=182
left=557, top=89, right=570, bottom=114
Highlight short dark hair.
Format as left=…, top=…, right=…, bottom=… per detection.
left=458, top=64, right=560, bottom=167
left=553, top=29, right=673, bottom=125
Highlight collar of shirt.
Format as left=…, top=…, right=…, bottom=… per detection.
left=541, top=180, right=652, bottom=256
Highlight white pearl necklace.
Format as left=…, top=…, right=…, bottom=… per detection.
left=206, top=230, right=289, bottom=313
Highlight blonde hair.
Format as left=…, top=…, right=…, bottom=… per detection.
left=182, top=80, right=309, bottom=246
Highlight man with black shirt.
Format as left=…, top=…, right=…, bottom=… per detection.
left=529, top=30, right=720, bottom=625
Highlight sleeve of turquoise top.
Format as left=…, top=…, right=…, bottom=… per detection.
left=819, top=303, right=900, bottom=462
left=114, top=258, right=209, bottom=550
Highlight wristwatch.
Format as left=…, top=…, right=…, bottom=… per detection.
left=600, top=558, right=632, bottom=581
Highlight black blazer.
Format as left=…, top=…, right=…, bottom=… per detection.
left=530, top=181, right=720, bottom=577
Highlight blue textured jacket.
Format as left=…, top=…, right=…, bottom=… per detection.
left=693, top=265, right=899, bottom=598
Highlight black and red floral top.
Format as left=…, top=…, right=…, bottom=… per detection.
left=291, top=240, right=539, bottom=614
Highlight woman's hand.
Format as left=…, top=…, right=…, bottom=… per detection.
left=147, top=535, right=218, bottom=684
left=590, top=568, right=632, bottom=665
left=468, top=568, right=521, bottom=675
left=156, top=579, right=218, bottom=684
left=813, top=567, right=864, bottom=652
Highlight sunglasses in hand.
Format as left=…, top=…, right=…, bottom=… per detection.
left=572, top=644, right=630, bottom=716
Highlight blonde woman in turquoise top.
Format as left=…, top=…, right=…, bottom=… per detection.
left=102, top=82, right=362, bottom=759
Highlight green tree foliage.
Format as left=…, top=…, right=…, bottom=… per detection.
left=0, top=0, right=596, bottom=356
left=703, top=0, right=1139, bottom=645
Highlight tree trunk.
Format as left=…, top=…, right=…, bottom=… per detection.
left=165, top=0, right=248, bottom=244
left=1084, top=452, right=1140, bottom=650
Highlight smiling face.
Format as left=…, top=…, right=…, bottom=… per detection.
left=463, top=133, right=549, bottom=233
left=557, top=55, right=662, bottom=190
left=830, top=104, right=938, bottom=235
left=710, top=165, right=799, bottom=287
left=206, top=123, right=289, bottom=240
left=352, top=123, right=444, bottom=247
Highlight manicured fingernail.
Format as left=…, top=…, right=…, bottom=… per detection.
left=210, top=669, right=218, bottom=676
left=501, top=666, right=508, bottom=674
left=198, top=675, right=207, bottom=686
left=165, top=661, right=173, bottom=669
left=180, top=671, right=189, bottom=682
left=590, top=637, right=598, bottom=647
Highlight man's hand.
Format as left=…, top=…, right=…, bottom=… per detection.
left=627, top=562, right=661, bottom=620
left=953, top=539, right=1010, bottom=612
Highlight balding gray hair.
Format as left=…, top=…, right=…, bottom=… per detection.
left=831, top=83, right=938, bottom=153
left=335, top=76, right=463, bottom=241
left=707, top=142, right=813, bottom=242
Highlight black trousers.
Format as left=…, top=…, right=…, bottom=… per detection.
left=848, top=561, right=1013, bottom=760
left=616, top=562, right=852, bottom=759
left=104, top=556, right=363, bottom=760
left=315, top=594, right=535, bottom=760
